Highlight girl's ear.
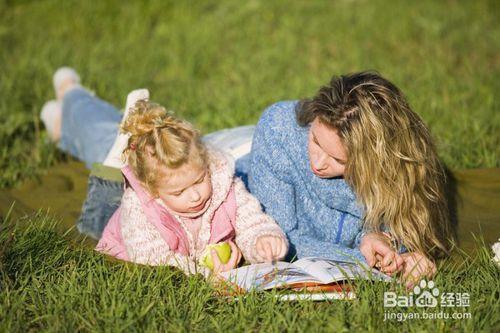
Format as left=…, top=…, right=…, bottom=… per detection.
left=144, top=144, right=156, bottom=157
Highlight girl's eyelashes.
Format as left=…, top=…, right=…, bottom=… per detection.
left=195, top=173, right=206, bottom=184
left=168, top=172, right=206, bottom=196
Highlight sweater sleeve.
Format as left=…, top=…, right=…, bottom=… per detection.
left=248, top=106, right=366, bottom=263
left=232, top=178, right=288, bottom=263
left=120, top=189, right=208, bottom=276
left=248, top=153, right=365, bottom=263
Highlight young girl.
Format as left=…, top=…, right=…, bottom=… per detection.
left=95, top=99, right=288, bottom=275
left=40, top=68, right=287, bottom=275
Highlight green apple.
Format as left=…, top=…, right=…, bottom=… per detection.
left=200, top=242, right=232, bottom=270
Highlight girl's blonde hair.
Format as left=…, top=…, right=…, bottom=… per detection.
left=121, top=100, right=208, bottom=196
left=297, top=71, right=455, bottom=260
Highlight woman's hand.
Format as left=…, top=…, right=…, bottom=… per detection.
left=255, top=235, right=287, bottom=262
left=400, top=252, right=437, bottom=288
left=360, top=232, right=403, bottom=275
left=211, top=241, right=242, bottom=274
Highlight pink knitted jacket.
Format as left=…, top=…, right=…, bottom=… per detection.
left=114, top=147, right=287, bottom=276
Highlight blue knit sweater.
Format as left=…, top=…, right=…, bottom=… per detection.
left=242, top=101, right=367, bottom=263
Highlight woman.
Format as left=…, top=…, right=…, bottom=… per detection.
left=240, top=71, right=455, bottom=283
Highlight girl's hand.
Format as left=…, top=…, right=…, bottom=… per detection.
left=255, top=235, right=287, bottom=262
left=400, top=252, right=437, bottom=289
left=211, top=241, right=242, bottom=274
left=360, top=232, right=403, bottom=275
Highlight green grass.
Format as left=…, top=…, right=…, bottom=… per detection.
left=1, top=213, right=499, bottom=332
left=1, top=0, right=499, bottom=331
left=0, top=0, right=499, bottom=187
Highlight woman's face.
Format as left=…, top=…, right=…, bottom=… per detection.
left=308, top=118, right=347, bottom=178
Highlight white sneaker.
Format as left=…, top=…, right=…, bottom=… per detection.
left=53, top=67, right=81, bottom=100
left=40, top=100, right=62, bottom=141
left=102, top=88, right=150, bottom=168
left=124, top=89, right=149, bottom=119
left=493, top=239, right=500, bottom=267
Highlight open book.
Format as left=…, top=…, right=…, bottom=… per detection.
left=218, top=257, right=392, bottom=300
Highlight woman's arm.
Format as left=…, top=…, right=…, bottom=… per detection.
left=120, top=189, right=208, bottom=276
left=248, top=117, right=366, bottom=263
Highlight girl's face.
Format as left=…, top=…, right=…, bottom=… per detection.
left=308, top=118, right=347, bottom=178
left=156, top=165, right=213, bottom=218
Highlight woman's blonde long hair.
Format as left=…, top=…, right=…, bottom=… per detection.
left=297, top=71, right=455, bottom=260
left=121, top=100, right=207, bottom=196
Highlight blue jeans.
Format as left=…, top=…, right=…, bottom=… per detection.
left=59, top=89, right=254, bottom=239
left=59, top=88, right=122, bottom=169
left=77, top=175, right=124, bottom=239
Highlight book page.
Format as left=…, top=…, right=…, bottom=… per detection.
left=219, top=261, right=323, bottom=291
left=276, top=291, right=356, bottom=302
left=292, top=257, right=391, bottom=283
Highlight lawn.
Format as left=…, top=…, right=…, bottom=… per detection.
left=0, top=0, right=499, bottom=332
left=1, top=215, right=498, bottom=332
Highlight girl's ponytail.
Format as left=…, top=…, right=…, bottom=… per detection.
left=121, top=100, right=208, bottom=195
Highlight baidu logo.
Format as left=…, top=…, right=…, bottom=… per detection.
left=384, top=279, right=470, bottom=308
left=384, top=279, right=440, bottom=308
left=383, top=279, right=471, bottom=321
left=413, top=279, right=440, bottom=307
